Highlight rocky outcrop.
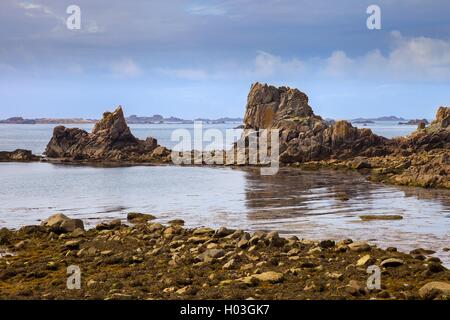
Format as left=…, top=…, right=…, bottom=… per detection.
left=45, top=106, right=170, bottom=162
left=0, top=149, right=40, bottom=162
left=242, top=83, right=389, bottom=163
left=394, top=106, right=450, bottom=153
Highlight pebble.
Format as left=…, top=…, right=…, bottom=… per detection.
left=380, top=258, right=404, bottom=267
left=348, top=241, right=371, bottom=252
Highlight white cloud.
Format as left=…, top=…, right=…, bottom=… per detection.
left=186, top=4, right=227, bottom=16
left=251, top=51, right=304, bottom=77
left=323, top=32, right=450, bottom=81
left=110, top=58, right=141, bottom=77
left=17, top=2, right=65, bottom=23
left=323, top=50, right=354, bottom=76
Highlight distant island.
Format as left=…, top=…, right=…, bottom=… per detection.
left=398, top=119, right=429, bottom=126
left=350, top=116, right=406, bottom=122
left=0, top=115, right=243, bottom=125
left=0, top=117, right=97, bottom=124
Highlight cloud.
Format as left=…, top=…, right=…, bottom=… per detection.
left=251, top=51, right=304, bottom=77
left=186, top=4, right=227, bottom=16
left=323, top=51, right=354, bottom=77
left=322, top=32, right=450, bottom=81
left=17, top=1, right=65, bottom=23
left=110, top=58, right=141, bottom=77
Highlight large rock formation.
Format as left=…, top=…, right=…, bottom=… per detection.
left=45, top=106, right=170, bottom=162
left=242, top=83, right=389, bottom=163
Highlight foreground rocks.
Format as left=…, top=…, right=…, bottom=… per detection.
left=0, top=215, right=449, bottom=300
left=45, top=106, right=171, bottom=163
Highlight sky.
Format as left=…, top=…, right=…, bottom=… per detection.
left=0, top=0, right=449, bottom=120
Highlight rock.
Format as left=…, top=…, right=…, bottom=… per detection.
left=410, top=248, right=436, bottom=255
left=356, top=255, right=372, bottom=267
left=237, top=238, right=249, bottom=249
left=193, top=227, right=215, bottom=236
left=127, top=212, right=156, bottom=222
left=348, top=241, right=371, bottom=252
left=346, top=280, right=366, bottom=296
left=64, top=240, right=82, bottom=250
left=319, top=240, right=335, bottom=249
left=427, top=262, right=445, bottom=273
left=222, top=259, right=240, bottom=270
left=359, top=215, right=403, bottom=221
left=168, top=219, right=185, bottom=226
left=419, top=281, right=450, bottom=299
left=96, top=219, right=121, bottom=231
left=0, top=149, right=40, bottom=162
left=44, top=106, right=170, bottom=162
left=252, top=272, right=284, bottom=284
left=198, top=249, right=225, bottom=262
left=380, top=258, right=404, bottom=267
left=70, top=228, right=85, bottom=237
left=41, top=213, right=84, bottom=234
left=240, top=83, right=387, bottom=164
left=214, top=227, right=234, bottom=238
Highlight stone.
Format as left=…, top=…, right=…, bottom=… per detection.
left=193, top=227, right=215, bottom=236
left=222, top=259, right=240, bottom=270
left=252, top=272, right=284, bottom=284
left=96, top=219, right=121, bottom=231
left=64, top=240, right=82, bottom=250
left=348, top=241, right=371, bottom=252
left=198, top=249, right=225, bottom=262
left=419, top=281, right=450, bottom=299
left=127, top=212, right=156, bottom=222
left=380, top=258, right=404, bottom=268
left=410, top=248, right=436, bottom=255
left=319, top=240, right=335, bottom=249
left=237, top=238, right=249, bottom=249
left=356, top=255, right=372, bottom=267
left=41, top=213, right=84, bottom=234
left=168, top=219, right=185, bottom=226
left=346, top=280, right=366, bottom=296
left=214, top=227, right=234, bottom=238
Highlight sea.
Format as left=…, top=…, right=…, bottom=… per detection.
left=1, top=121, right=449, bottom=265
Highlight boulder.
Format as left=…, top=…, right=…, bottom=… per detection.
left=41, top=213, right=84, bottom=234
left=418, top=281, right=450, bottom=299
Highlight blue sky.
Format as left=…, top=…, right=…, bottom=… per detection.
left=0, top=0, right=449, bottom=119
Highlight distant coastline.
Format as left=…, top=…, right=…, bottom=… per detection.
left=0, top=114, right=431, bottom=125
left=0, top=115, right=243, bottom=125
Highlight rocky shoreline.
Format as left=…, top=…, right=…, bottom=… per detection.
left=0, top=83, right=448, bottom=189
left=0, top=213, right=449, bottom=300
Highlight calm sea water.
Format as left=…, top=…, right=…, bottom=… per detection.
left=1, top=122, right=447, bottom=264
left=0, top=121, right=416, bottom=155
left=0, top=163, right=449, bottom=264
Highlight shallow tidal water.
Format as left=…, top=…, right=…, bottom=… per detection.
left=0, top=162, right=449, bottom=265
